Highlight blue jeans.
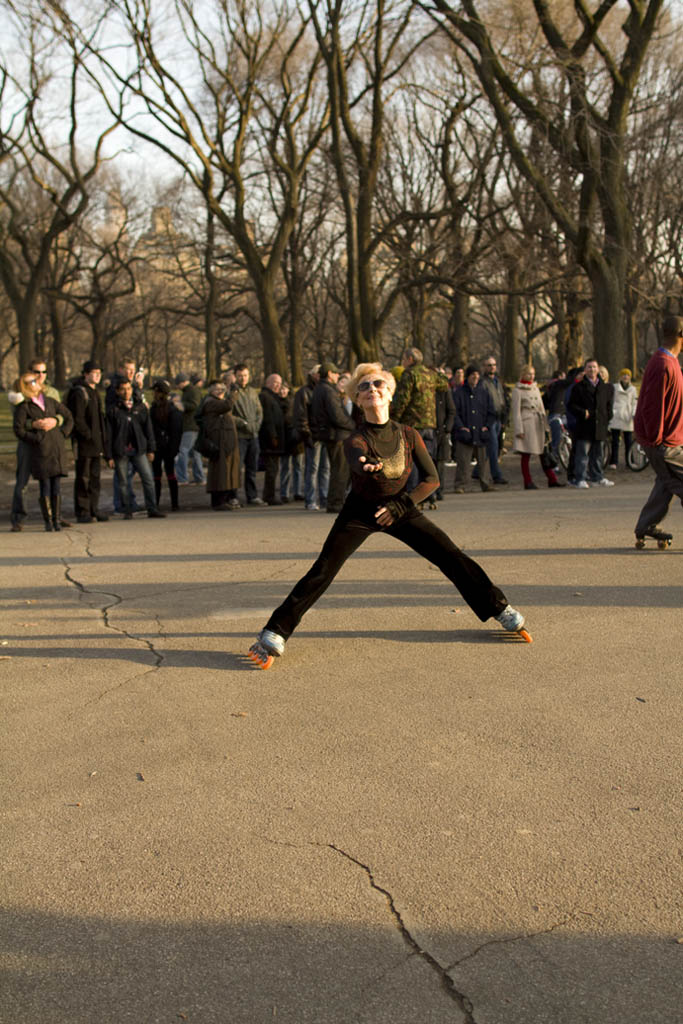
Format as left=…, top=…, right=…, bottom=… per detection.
left=238, top=436, right=260, bottom=502
left=175, top=430, right=205, bottom=484
left=113, top=458, right=139, bottom=513
left=281, top=451, right=304, bottom=499
left=549, top=415, right=565, bottom=454
left=114, top=453, right=158, bottom=511
left=487, top=420, right=504, bottom=481
left=304, top=441, right=329, bottom=506
left=574, top=439, right=604, bottom=483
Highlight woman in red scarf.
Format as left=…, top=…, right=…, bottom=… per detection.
left=510, top=365, right=564, bottom=490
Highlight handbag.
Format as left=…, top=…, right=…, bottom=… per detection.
left=193, top=414, right=220, bottom=458
left=540, top=441, right=559, bottom=471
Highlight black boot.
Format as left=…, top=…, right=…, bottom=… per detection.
left=52, top=495, right=62, bottom=531
left=169, top=479, right=179, bottom=511
left=39, top=496, right=54, bottom=531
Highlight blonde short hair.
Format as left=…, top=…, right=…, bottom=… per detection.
left=19, top=371, right=43, bottom=400
left=344, top=363, right=396, bottom=403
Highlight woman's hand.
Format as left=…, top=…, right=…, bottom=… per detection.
left=359, top=455, right=383, bottom=473
left=374, top=506, right=394, bottom=527
left=34, top=417, right=57, bottom=431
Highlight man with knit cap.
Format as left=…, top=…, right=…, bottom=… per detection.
left=633, top=314, right=683, bottom=545
left=68, top=360, right=108, bottom=523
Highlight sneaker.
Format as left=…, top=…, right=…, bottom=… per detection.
left=305, top=503, right=320, bottom=510
left=10, top=522, right=22, bottom=532
left=493, top=477, right=509, bottom=485
left=495, top=605, right=525, bottom=632
left=595, top=478, right=615, bottom=487
left=454, top=487, right=465, bottom=494
left=77, top=515, right=95, bottom=523
left=95, top=513, right=109, bottom=522
left=247, top=498, right=266, bottom=506
left=227, top=498, right=242, bottom=508
left=609, top=464, right=617, bottom=470
left=147, top=509, right=167, bottom=518
left=570, top=480, right=589, bottom=489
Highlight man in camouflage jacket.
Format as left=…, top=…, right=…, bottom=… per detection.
left=390, top=347, right=448, bottom=493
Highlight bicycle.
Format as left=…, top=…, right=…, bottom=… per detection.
left=627, top=442, right=649, bottom=472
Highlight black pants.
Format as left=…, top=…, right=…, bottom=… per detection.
left=324, top=440, right=350, bottom=511
left=74, top=454, right=102, bottom=517
left=154, top=450, right=179, bottom=508
left=262, top=453, right=281, bottom=503
left=265, top=506, right=508, bottom=640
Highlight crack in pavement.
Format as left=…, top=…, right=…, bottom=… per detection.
left=327, top=843, right=478, bottom=1023
left=447, top=912, right=585, bottom=971
left=60, top=557, right=165, bottom=704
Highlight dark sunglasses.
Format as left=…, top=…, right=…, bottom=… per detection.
left=358, top=379, right=387, bottom=392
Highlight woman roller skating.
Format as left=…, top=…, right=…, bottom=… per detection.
left=249, top=363, right=531, bottom=668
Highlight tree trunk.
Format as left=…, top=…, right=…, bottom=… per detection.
left=48, top=296, right=67, bottom=389
left=446, top=290, right=469, bottom=369
left=588, top=258, right=628, bottom=377
left=502, top=268, right=520, bottom=382
left=254, top=277, right=289, bottom=379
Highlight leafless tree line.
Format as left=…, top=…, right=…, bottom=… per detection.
left=1, top=0, right=682, bottom=388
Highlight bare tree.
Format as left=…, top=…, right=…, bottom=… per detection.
left=422, top=0, right=667, bottom=376
left=62, top=0, right=330, bottom=378
left=0, top=2, right=119, bottom=368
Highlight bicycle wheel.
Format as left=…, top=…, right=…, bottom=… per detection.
left=557, top=435, right=571, bottom=470
left=627, top=443, right=649, bottom=472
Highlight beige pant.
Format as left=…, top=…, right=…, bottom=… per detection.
left=454, top=442, right=491, bottom=489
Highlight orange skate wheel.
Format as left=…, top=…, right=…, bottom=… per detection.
left=518, top=628, right=533, bottom=643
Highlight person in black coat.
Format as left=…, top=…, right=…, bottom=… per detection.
left=452, top=366, right=495, bottom=492
left=434, top=382, right=456, bottom=503
left=105, top=379, right=165, bottom=518
left=566, top=358, right=614, bottom=487
left=259, top=374, right=286, bottom=505
left=67, top=360, right=108, bottom=523
left=310, top=362, right=356, bottom=513
left=13, top=372, right=74, bottom=531
left=149, top=379, right=183, bottom=511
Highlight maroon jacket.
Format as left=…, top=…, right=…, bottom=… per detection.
left=634, top=350, right=683, bottom=447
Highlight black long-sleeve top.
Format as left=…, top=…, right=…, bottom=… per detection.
left=343, top=420, right=439, bottom=520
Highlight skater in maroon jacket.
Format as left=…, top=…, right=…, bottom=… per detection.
left=633, top=315, right=683, bottom=548
left=248, top=363, right=530, bottom=668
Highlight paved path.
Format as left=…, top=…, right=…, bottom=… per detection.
left=2, top=470, right=681, bottom=1024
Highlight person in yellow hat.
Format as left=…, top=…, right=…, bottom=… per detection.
left=608, top=368, right=638, bottom=468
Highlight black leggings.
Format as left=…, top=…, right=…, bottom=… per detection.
left=266, top=508, right=508, bottom=640
left=39, top=476, right=61, bottom=500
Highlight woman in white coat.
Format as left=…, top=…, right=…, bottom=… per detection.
left=608, top=369, right=638, bottom=468
left=511, top=365, right=563, bottom=489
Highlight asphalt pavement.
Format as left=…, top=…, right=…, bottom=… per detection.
left=1, top=466, right=682, bottom=1024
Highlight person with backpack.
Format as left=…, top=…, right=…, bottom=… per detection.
left=67, top=360, right=109, bottom=523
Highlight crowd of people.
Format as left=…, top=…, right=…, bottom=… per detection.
left=7, top=334, right=678, bottom=537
